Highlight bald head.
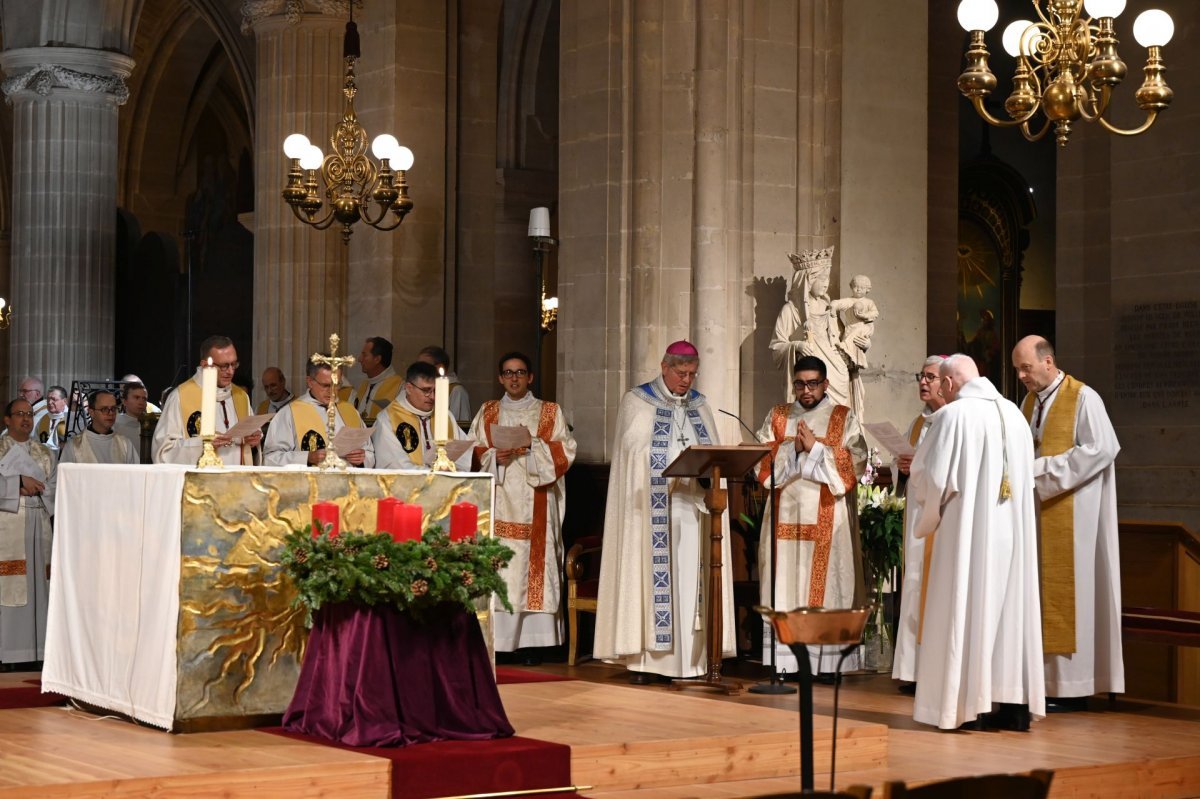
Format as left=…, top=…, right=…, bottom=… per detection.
left=939, top=354, right=980, bottom=403
left=261, top=367, right=289, bottom=403
left=1012, top=335, right=1059, bottom=394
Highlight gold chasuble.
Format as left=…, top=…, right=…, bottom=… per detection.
left=291, top=401, right=362, bottom=451
left=383, top=404, right=425, bottom=466
left=1022, top=374, right=1084, bottom=655
left=176, top=380, right=252, bottom=462
left=758, top=403, right=858, bottom=606
left=476, top=400, right=571, bottom=610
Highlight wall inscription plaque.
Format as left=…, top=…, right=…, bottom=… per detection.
left=1113, top=300, right=1200, bottom=410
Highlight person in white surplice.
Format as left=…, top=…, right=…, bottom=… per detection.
left=263, top=362, right=374, bottom=468
left=908, top=354, right=1045, bottom=731
left=594, top=340, right=735, bottom=682
left=469, top=352, right=577, bottom=659
left=0, top=399, right=57, bottom=665
left=58, top=390, right=139, bottom=465
left=891, top=355, right=948, bottom=691
left=1012, top=335, right=1124, bottom=710
left=755, top=355, right=867, bottom=676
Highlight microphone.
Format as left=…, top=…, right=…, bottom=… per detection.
left=718, top=408, right=758, bottom=442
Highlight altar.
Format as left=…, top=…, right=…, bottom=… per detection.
left=41, top=464, right=494, bottom=731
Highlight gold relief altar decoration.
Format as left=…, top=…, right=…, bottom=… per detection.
left=176, top=468, right=492, bottom=723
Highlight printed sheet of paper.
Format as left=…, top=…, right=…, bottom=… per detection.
left=423, top=439, right=474, bottom=466
left=0, top=444, right=42, bottom=479
left=332, top=426, right=373, bottom=453
left=225, top=413, right=275, bottom=440
left=864, top=421, right=915, bottom=458
left=488, top=425, right=532, bottom=449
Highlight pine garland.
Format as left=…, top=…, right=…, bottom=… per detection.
left=281, top=526, right=515, bottom=625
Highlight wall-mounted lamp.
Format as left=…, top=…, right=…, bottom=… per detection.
left=528, top=207, right=558, bottom=395
left=0, top=297, right=11, bottom=330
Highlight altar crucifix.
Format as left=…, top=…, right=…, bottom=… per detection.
left=310, top=333, right=356, bottom=470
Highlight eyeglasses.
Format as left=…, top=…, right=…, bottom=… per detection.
left=8, top=411, right=33, bottom=418
left=17, top=388, right=38, bottom=396
left=92, top=406, right=118, bottom=414
left=213, top=361, right=239, bottom=372
left=793, top=379, right=825, bottom=391
left=915, top=372, right=941, bottom=384
left=408, top=382, right=436, bottom=397
left=669, top=367, right=699, bottom=380
left=500, top=369, right=529, bottom=379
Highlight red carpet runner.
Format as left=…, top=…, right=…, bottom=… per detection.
left=0, top=680, right=65, bottom=710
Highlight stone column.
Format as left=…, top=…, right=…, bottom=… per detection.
left=0, top=47, right=133, bottom=392
left=246, top=3, right=349, bottom=386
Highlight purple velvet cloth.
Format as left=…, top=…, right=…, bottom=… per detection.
left=283, top=602, right=514, bottom=747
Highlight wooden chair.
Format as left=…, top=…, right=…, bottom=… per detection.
left=881, top=769, right=1053, bottom=798
left=565, top=534, right=602, bottom=665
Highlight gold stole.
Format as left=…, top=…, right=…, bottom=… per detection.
left=177, top=379, right=253, bottom=463
left=354, top=375, right=404, bottom=420
left=291, top=401, right=362, bottom=450
left=1022, top=375, right=1083, bottom=655
left=910, top=414, right=936, bottom=645
left=383, top=404, right=425, bottom=466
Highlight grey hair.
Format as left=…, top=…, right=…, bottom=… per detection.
left=662, top=354, right=699, bottom=368
left=923, top=354, right=948, bottom=369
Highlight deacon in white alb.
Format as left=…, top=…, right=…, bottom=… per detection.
left=58, top=390, right=139, bottom=465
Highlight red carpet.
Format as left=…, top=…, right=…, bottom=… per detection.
left=264, top=728, right=579, bottom=799
left=495, top=666, right=575, bottom=684
left=0, top=683, right=65, bottom=710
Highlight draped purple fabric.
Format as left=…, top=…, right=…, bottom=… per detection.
left=283, top=603, right=514, bottom=747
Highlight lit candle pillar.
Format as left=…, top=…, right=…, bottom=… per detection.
left=199, top=358, right=217, bottom=436
left=434, top=366, right=450, bottom=440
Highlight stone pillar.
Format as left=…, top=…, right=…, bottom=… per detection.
left=246, top=4, right=349, bottom=385
left=0, top=47, right=133, bottom=393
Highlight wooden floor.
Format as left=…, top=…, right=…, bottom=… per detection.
left=3, top=666, right=1200, bottom=798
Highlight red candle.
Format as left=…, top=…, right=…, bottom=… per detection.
left=310, top=501, right=340, bottom=538
left=376, top=497, right=404, bottom=536
left=394, top=503, right=423, bottom=542
left=449, top=502, right=478, bottom=541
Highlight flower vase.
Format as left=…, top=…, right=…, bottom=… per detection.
left=861, top=588, right=894, bottom=673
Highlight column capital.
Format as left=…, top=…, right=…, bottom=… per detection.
left=241, top=0, right=354, bottom=34
left=0, top=47, right=134, bottom=105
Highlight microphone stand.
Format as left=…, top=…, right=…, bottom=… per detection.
left=719, top=409, right=795, bottom=696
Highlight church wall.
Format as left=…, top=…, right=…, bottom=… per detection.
left=1056, top=1, right=1200, bottom=530
left=926, top=2, right=961, bottom=357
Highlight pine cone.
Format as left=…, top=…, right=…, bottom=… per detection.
left=330, top=536, right=346, bottom=551
left=411, top=578, right=429, bottom=597
left=460, top=570, right=475, bottom=587
left=345, top=545, right=361, bottom=556
left=294, top=549, right=309, bottom=565
left=490, top=556, right=503, bottom=571
left=373, top=553, right=390, bottom=570
left=425, top=557, right=438, bottom=571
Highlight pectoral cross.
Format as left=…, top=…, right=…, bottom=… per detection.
left=676, top=422, right=690, bottom=450
left=310, top=333, right=357, bottom=470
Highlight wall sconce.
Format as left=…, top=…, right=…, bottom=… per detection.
left=540, top=291, right=559, bottom=333
left=528, top=207, right=558, bottom=395
left=0, top=297, right=11, bottom=330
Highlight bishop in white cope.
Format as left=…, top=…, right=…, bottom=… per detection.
left=1013, top=335, right=1124, bottom=704
left=153, top=336, right=262, bottom=465
left=58, top=391, right=139, bottom=465
left=595, top=341, right=735, bottom=681
left=908, top=354, right=1045, bottom=730
left=263, top=362, right=374, bottom=467
left=892, top=355, right=948, bottom=686
left=372, top=361, right=473, bottom=470
left=755, top=355, right=867, bottom=674
left=0, top=399, right=57, bottom=664
left=469, top=353, right=576, bottom=652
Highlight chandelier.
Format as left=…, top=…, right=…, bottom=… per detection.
left=956, top=0, right=1175, bottom=147
left=281, top=3, right=414, bottom=242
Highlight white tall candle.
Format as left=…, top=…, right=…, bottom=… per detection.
left=434, top=367, right=450, bottom=441
left=200, top=357, right=217, bottom=436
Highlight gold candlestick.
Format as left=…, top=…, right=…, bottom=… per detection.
left=431, top=438, right=456, bottom=472
left=196, top=433, right=224, bottom=468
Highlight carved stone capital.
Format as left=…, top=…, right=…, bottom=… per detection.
left=241, top=0, right=357, bottom=34
left=0, top=47, right=134, bottom=105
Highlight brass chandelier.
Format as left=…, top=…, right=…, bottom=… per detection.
left=956, top=0, right=1175, bottom=147
left=281, top=3, right=413, bottom=242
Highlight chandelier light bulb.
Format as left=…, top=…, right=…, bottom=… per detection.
left=283, top=133, right=311, bottom=159
left=299, top=145, right=324, bottom=170
left=392, top=146, right=415, bottom=171
left=1083, top=0, right=1126, bottom=19
left=957, top=0, right=999, bottom=32
left=371, top=133, right=400, bottom=162
left=1002, top=20, right=1036, bottom=57
left=1133, top=9, right=1173, bottom=47
left=0, top=298, right=6, bottom=309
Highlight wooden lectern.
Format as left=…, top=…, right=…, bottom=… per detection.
left=663, top=443, right=770, bottom=695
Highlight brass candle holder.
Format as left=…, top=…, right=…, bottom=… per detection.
left=196, top=433, right=225, bottom=468
left=431, top=439, right=456, bottom=472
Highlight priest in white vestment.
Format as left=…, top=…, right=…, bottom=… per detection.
left=153, top=336, right=262, bottom=465
left=372, top=361, right=473, bottom=470
left=1013, top=335, right=1124, bottom=707
left=418, top=345, right=472, bottom=429
left=58, top=391, right=139, bottom=465
left=470, top=352, right=577, bottom=655
left=263, top=363, right=374, bottom=468
left=595, top=341, right=736, bottom=682
left=755, top=355, right=867, bottom=675
left=257, top=366, right=295, bottom=415
left=348, top=337, right=403, bottom=424
left=114, top=382, right=150, bottom=461
left=892, top=355, right=948, bottom=687
left=36, top=387, right=70, bottom=452
left=0, top=399, right=57, bottom=664
left=908, top=354, right=1045, bottom=731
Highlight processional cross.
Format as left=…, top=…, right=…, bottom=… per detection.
left=311, top=333, right=356, bottom=470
